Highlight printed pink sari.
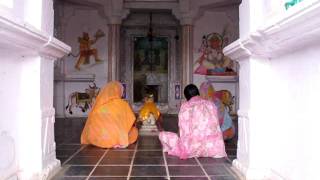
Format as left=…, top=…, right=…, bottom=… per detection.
left=159, top=96, right=226, bottom=159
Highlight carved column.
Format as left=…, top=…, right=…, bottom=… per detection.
left=181, top=24, right=193, bottom=90
left=0, top=2, right=71, bottom=179
left=106, top=0, right=128, bottom=82
left=107, top=23, right=121, bottom=81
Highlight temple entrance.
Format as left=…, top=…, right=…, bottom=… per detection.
left=133, top=36, right=168, bottom=103
left=119, top=11, right=181, bottom=112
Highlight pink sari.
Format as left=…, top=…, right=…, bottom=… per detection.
left=159, top=96, right=226, bottom=159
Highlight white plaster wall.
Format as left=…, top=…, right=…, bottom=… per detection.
left=244, top=57, right=275, bottom=178
left=239, top=0, right=289, bottom=39
left=0, top=0, right=13, bottom=8
left=1, top=0, right=53, bottom=34
left=227, top=1, right=320, bottom=179
left=238, top=0, right=250, bottom=39
left=265, top=45, right=320, bottom=180
left=0, top=0, right=23, bottom=22
left=41, top=0, right=54, bottom=35
left=235, top=45, right=320, bottom=180
left=40, top=58, right=57, bottom=171
left=229, top=58, right=252, bottom=175
left=17, top=56, right=43, bottom=179
left=23, top=0, right=42, bottom=30
left=0, top=54, right=57, bottom=179
left=0, top=0, right=70, bottom=178
left=0, top=53, right=22, bottom=180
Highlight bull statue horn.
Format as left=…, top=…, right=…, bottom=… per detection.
left=89, top=82, right=97, bottom=89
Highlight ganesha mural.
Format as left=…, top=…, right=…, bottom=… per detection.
left=194, top=32, right=236, bottom=76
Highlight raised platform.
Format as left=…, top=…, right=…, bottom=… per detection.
left=139, top=124, right=159, bottom=136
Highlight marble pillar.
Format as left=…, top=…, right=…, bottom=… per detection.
left=108, top=24, right=121, bottom=82
left=181, top=24, right=193, bottom=91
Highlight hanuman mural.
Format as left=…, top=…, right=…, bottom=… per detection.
left=73, top=29, right=105, bottom=70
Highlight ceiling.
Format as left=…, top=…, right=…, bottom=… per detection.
left=54, top=0, right=241, bottom=23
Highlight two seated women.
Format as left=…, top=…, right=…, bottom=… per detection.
left=81, top=81, right=231, bottom=159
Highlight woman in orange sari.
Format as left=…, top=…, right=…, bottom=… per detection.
left=81, top=81, right=138, bottom=148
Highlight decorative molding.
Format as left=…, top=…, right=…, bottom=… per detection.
left=223, top=39, right=252, bottom=61
left=104, top=0, right=130, bottom=24
left=124, top=1, right=179, bottom=10
left=224, top=0, right=320, bottom=60
left=268, top=169, right=286, bottom=180
left=237, top=110, right=249, bottom=119
left=199, top=0, right=241, bottom=12
left=233, top=160, right=281, bottom=180
left=122, top=12, right=179, bottom=27
left=39, top=159, right=61, bottom=180
left=245, top=167, right=272, bottom=180
left=232, top=159, right=247, bottom=179
left=107, top=9, right=130, bottom=24
left=172, top=6, right=199, bottom=25
left=205, top=75, right=238, bottom=83
left=0, top=131, right=15, bottom=171
left=54, top=73, right=96, bottom=82
left=0, top=15, right=71, bottom=59
left=41, top=108, right=55, bottom=119
left=0, top=139, right=17, bottom=179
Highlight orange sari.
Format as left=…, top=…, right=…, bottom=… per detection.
left=81, top=81, right=138, bottom=148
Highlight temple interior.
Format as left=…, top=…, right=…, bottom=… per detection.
left=1, top=0, right=320, bottom=179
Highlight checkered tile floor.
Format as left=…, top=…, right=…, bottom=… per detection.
left=52, top=115, right=241, bottom=180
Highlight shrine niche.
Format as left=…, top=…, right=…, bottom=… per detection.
left=119, top=11, right=180, bottom=113
left=133, top=36, right=168, bottom=103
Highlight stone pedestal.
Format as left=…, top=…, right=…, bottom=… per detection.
left=139, top=115, right=159, bottom=136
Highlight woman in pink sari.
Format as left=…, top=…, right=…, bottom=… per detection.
left=159, top=84, right=226, bottom=159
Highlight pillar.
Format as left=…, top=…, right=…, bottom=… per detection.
left=181, top=24, right=193, bottom=91
left=107, top=20, right=121, bottom=81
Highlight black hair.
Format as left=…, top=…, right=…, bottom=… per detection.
left=184, top=84, right=200, bottom=101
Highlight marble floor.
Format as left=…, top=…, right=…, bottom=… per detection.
left=52, top=115, right=240, bottom=180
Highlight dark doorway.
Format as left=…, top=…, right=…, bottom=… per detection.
left=144, top=85, right=159, bottom=102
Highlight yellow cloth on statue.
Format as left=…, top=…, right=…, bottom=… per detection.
left=139, top=101, right=160, bottom=121
left=81, top=81, right=138, bottom=148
